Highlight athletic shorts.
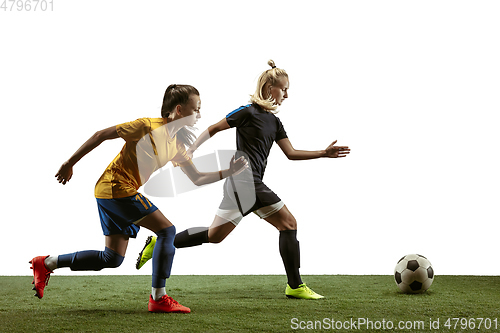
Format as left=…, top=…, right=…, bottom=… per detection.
left=217, top=178, right=284, bottom=226
left=96, top=193, right=158, bottom=238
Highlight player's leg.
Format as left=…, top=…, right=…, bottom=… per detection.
left=30, top=235, right=128, bottom=299
left=55, top=234, right=128, bottom=270
left=137, top=214, right=237, bottom=264
left=170, top=178, right=242, bottom=248
left=136, top=212, right=240, bottom=269
left=135, top=210, right=190, bottom=313
left=174, top=213, right=238, bottom=248
left=173, top=183, right=244, bottom=249
left=135, top=210, right=175, bottom=294
left=263, top=205, right=324, bottom=299
left=105, top=234, right=130, bottom=256
left=41, top=194, right=148, bottom=273
left=135, top=178, right=242, bottom=268
left=263, top=204, right=301, bottom=286
left=208, top=215, right=237, bottom=243
left=43, top=234, right=128, bottom=271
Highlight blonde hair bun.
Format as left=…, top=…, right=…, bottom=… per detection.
left=249, top=60, right=287, bottom=112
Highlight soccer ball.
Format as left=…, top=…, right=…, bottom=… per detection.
left=394, top=254, right=434, bottom=294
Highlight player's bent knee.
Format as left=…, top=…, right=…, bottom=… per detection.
left=209, top=238, right=222, bottom=244
left=208, top=227, right=233, bottom=243
left=208, top=234, right=226, bottom=244
left=102, top=247, right=125, bottom=268
left=105, top=255, right=124, bottom=268
left=282, top=216, right=297, bottom=230
left=208, top=218, right=236, bottom=243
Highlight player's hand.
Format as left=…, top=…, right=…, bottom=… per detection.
left=325, top=140, right=350, bottom=158
left=229, top=156, right=249, bottom=176
left=55, top=161, right=73, bottom=185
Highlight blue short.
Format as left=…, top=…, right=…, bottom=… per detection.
left=96, top=193, right=158, bottom=238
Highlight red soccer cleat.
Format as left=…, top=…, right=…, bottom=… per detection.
left=29, top=256, right=53, bottom=299
left=148, top=295, right=191, bottom=313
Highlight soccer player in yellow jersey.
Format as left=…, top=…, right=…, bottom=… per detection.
left=29, top=84, right=248, bottom=313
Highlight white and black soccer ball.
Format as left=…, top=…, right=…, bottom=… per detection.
left=394, top=254, right=434, bottom=294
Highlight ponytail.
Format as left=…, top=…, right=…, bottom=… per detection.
left=161, top=84, right=199, bottom=148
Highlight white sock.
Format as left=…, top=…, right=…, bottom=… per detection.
left=151, top=287, right=166, bottom=301
left=44, top=256, right=58, bottom=271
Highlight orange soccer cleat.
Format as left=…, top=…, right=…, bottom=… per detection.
left=148, top=294, right=191, bottom=313
left=29, top=256, right=53, bottom=299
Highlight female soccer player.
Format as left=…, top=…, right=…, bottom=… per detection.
left=137, top=61, right=350, bottom=299
left=29, top=84, right=248, bottom=313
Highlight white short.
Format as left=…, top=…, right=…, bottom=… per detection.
left=216, top=200, right=285, bottom=226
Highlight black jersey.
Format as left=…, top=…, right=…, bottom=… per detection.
left=226, top=104, right=288, bottom=183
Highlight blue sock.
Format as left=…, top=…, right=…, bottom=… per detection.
left=57, top=247, right=124, bottom=271
left=152, top=225, right=176, bottom=288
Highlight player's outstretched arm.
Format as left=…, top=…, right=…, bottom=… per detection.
left=180, top=156, right=248, bottom=186
left=55, top=126, right=120, bottom=185
left=277, top=138, right=350, bottom=160
left=186, top=118, right=231, bottom=157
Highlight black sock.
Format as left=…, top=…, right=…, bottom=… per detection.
left=279, top=230, right=303, bottom=289
left=174, top=227, right=209, bottom=248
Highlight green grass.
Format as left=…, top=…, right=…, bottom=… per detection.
left=1, top=275, right=499, bottom=332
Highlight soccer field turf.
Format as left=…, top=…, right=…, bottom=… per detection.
left=1, top=275, right=499, bottom=332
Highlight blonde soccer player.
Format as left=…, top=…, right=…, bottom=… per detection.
left=137, top=61, right=350, bottom=299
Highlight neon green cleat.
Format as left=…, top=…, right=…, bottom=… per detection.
left=136, top=236, right=156, bottom=269
left=285, top=283, right=325, bottom=299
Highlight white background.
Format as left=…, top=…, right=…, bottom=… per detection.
left=1, top=1, right=499, bottom=277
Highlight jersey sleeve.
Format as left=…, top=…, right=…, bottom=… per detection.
left=226, top=105, right=252, bottom=128
left=275, top=117, right=288, bottom=142
left=171, top=141, right=193, bottom=167
left=116, top=118, right=151, bottom=142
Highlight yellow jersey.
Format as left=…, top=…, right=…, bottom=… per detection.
left=95, top=118, right=192, bottom=199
